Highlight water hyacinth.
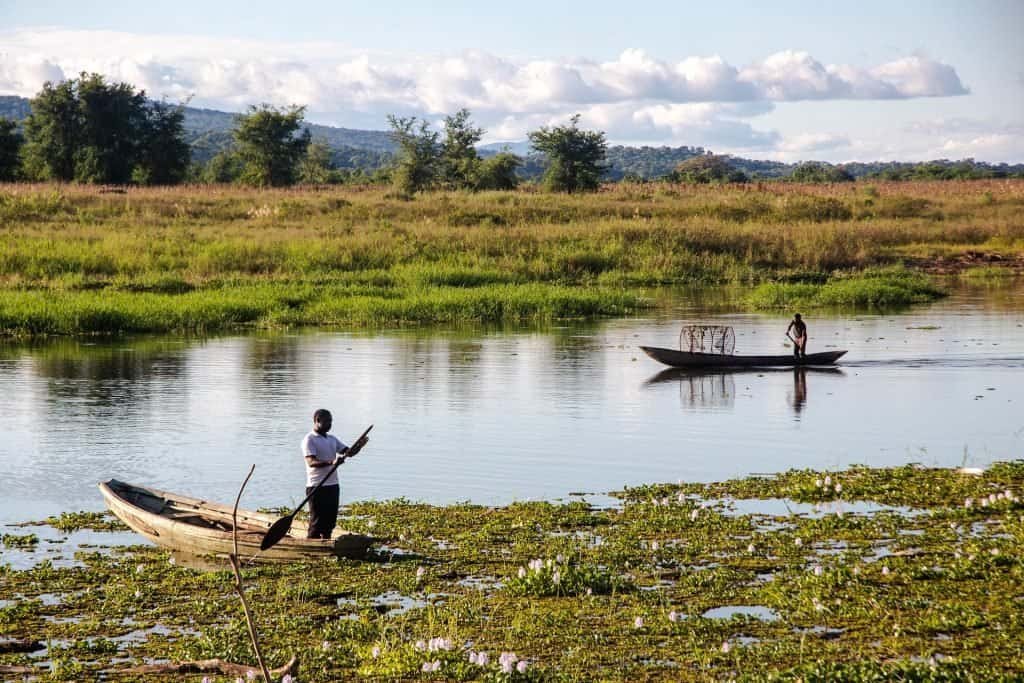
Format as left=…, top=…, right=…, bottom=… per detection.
left=813, top=565, right=823, bottom=576
left=517, top=660, right=529, bottom=673
left=795, top=537, right=803, bottom=547
left=416, top=566, right=426, bottom=580
left=499, top=652, right=519, bottom=674
left=421, top=660, right=441, bottom=672
left=668, top=610, right=680, bottom=622
left=747, top=543, right=756, bottom=553
left=427, top=637, right=453, bottom=652
left=721, top=641, right=731, bottom=653
left=690, top=509, right=699, bottom=521
left=634, top=616, right=644, bottom=628
left=371, top=646, right=381, bottom=658
left=282, top=676, right=293, bottom=683
left=882, top=566, right=890, bottom=576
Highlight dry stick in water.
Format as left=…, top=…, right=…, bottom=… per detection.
left=231, top=464, right=273, bottom=683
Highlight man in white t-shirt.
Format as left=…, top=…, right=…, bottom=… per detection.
left=301, top=409, right=355, bottom=539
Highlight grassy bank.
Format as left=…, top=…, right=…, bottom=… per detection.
left=1, top=180, right=1022, bottom=335
left=0, top=463, right=1021, bottom=680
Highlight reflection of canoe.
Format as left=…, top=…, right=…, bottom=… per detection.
left=640, top=346, right=848, bottom=368
left=99, top=479, right=374, bottom=562
left=644, top=365, right=845, bottom=386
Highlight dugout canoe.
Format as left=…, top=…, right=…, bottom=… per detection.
left=99, top=479, right=374, bottom=562
left=640, top=346, right=848, bottom=368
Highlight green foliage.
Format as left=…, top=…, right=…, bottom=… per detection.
left=388, top=115, right=442, bottom=195
left=297, top=139, right=336, bottom=184
left=504, top=556, right=625, bottom=597
left=669, top=153, right=749, bottom=184
left=747, top=269, right=945, bottom=308
left=441, top=108, right=484, bottom=190
left=21, top=74, right=189, bottom=185
left=528, top=114, right=608, bottom=193
left=135, top=99, right=191, bottom=185
left=789, top=161, right=855, bottom=183
left=1, top=533, right=38, bottom=549
left=0, top=117, right=23, bottom=180
left=201, top=149, right=244, bottom=183
left=233, top=104, right=311, bottom=186
left=476, top=152, right=522, bottom=190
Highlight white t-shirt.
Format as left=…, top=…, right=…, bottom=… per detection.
left=301, top=432, right=348, bottom=487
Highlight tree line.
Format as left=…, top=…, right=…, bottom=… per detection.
left=1, top=74, right=1020, bottom=188
left=0, top=74, right=611, bottom=193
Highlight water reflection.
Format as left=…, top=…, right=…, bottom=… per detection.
left=644, top=366, right=844, bottom=417
left=792, top=368, right=807, bottom=416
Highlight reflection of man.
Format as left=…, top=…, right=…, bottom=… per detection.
left=786, top=313, right=807, bottom=359
left=792, top=367, right=807, bottom=415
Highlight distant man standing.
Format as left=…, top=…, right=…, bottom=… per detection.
left=786, top=313, right=808, bottom=359
left=301, top=409, right=351, bottom=539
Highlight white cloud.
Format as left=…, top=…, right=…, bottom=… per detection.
left=0, top=27, right=997, bottom=161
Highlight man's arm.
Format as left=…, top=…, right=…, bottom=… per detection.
left=305, top=455, right=334, bottom=468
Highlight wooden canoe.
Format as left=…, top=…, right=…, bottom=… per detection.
left=99, top=479, right=374, bottom=562
left=640, top=346, right=848, bottom=368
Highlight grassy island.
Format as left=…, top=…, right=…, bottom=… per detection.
left=1, top=462, right=1021, bottom=681
left=1, top=180, right=1023, bottom=336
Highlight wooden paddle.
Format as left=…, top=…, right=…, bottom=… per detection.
left=260, top=424, right=373, bottom=551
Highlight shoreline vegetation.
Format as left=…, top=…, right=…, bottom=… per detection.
left=1, top=179, right=1023, bottom=336
left=1, top=462, right=1021, bottom=680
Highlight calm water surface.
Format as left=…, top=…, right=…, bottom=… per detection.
left=1, top=283, right=1022, bottom=526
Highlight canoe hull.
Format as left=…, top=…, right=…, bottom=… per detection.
left=99, top=479, right=374, bottom=562
left=640, top=346, right=847, bottom=368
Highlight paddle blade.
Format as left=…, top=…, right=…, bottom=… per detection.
left=261, top=514, right=295, bottom=551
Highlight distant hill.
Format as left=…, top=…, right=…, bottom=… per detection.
left=3, top=95, right=1021, bottom=180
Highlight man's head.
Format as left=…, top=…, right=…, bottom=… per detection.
left=794, top=313, right=802, bottom=321
left=313, top=409, right=332, bottom=435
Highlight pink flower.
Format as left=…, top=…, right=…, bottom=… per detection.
left=721, top=641, right=730, bottom=653
left=517, top=660, right=528, bottom=673
left=634, top=616, right=644, bottom=628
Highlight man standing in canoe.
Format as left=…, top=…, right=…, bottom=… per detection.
left=302, top=409, right=365, bottom=539
left=786, top=313, right=808, bottom=359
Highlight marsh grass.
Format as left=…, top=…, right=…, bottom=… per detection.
left=745, top=268, right=946, bottom=309
left=1, top=180, right=1022, bottom=335
left=1, top=462, right=1021, bottom=680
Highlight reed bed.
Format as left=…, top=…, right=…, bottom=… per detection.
left=1, top=180, right=1022, bottom=334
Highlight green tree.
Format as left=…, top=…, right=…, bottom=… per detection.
left=669, top=154, right=749, bottom=184
left=201, top=149, right=244, bottom=184
left=476, top=152, right=522, bottom=190
left=527, top=114, right=608, bottom=193
left=23, top=79, right=82, bottom=181
left=233, top=104, right=311, bottom=187
left=0, top=118, right=24, bottom=181
left=135, top=99, right=191, bottom=185
left=22, top=73, right=190, bottom=184
left=296, top=139, right=335, bottom=184
left=441, top=108, right=483, bottom=189
left=387, top=115, right=441, bottom=195
left=789, top=161, right=854, bottom=183
left=74, top=74, right=148, bottom=183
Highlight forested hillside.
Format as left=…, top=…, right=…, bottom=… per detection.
left=2, top=94, right=1021, bottom=180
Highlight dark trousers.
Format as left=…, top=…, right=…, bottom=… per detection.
left=306, top=484, right=339, bottom=539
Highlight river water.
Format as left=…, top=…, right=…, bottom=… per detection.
left=1, top=283, right=1022, bottom=526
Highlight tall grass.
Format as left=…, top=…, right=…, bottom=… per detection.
left=1, top=180, right=1021, bottom=334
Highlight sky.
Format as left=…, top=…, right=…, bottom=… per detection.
left=1, top=0, right=1022, bottom=163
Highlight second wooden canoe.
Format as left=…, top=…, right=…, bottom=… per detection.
left=99, top=479, right=374, bottom=562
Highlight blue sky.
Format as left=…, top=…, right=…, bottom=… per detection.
left=2, top=0, right=1022, bottom=161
